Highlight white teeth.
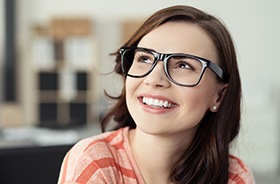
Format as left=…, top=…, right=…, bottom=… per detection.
left=148, top=98, right=153, bottom=105
left=142, top=97, right=173, bottom=108
left=163, top=101, right=169, bottom=108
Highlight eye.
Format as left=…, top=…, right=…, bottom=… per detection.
left=169, top=56, right=201, bottom=72
left=134, top=51, right=153, bottom=64
left=176, top=61, right=192, bottom=69
left=173, top=60, right=195, bottom=71
left=136, top=55, right=152, bottom=63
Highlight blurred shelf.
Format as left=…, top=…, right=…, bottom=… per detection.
left=0, top=123, right=101, bottom=149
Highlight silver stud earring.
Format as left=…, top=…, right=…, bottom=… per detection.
left=213, top=105, right=218, bottom=110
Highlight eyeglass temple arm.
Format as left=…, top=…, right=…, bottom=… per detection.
left=208, top=62, right=228, bottom=82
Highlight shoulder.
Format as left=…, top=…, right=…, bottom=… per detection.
left=68, top=126, right=128, bottom=165
left=58, top=127, right=135, bottom=184
left=67, top=127, right=126, bottom=162
left=75, top=127, right=127, bottom=152
left=228, top=155, right=255, bottom=184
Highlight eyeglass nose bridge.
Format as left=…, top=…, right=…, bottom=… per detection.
left=149, top=52, right=169, bottom=73
left=153, top=52, right=169, bottom=62
left=146, top=52, right=173, bottom=82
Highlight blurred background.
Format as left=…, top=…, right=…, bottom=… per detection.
left=0, top=0, right=279, bottom=183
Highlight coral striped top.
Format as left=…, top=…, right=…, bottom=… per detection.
left=58, top=127, right=255, bottom=184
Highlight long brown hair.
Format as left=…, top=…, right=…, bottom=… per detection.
left=101, top=5, right=241, bottom=184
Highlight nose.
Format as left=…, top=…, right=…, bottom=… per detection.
left=143, top=61, right=171, bottom=88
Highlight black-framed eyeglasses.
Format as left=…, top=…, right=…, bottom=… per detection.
left=120, top=47, right=227, bottom=87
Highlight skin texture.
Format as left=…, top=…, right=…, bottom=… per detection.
left=126, top=22, right=228, bottom=184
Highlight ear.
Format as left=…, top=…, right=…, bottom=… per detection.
left=209, top=83, right=228, bottom=112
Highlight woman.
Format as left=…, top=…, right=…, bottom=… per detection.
left=58, top=5, right=255, bottom=184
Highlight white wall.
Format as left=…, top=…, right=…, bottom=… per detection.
left=14, top=0, right=280, bottom=180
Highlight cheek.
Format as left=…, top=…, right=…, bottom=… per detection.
left=125, top=78, right=143, bottom=125
left=190, top=73, right=220, bottom=106
left=180, top=91, right=212, bottom=128
left=125, top=77, right=140, bottom=108
left=178, top=86, right=214, bottom=113
left=125, top=78, right=137, bottom=97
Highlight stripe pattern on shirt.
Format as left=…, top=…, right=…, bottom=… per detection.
left=58, top=127, right=255, bottom=184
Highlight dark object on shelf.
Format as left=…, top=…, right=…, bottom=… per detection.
left=39, top=103, right=58, bottom=125
left=77, top=72, right=87, bottom=91
left=3, top=0, right=17, bottom=102
left=70, top=103, right=87, bottom=126
left=39, top=72, right=58, bottom=90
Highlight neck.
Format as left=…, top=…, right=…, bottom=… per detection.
left=129, top=128, right=195, bottom=184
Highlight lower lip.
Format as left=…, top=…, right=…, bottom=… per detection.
left=138, top=99, right=177, bottom=114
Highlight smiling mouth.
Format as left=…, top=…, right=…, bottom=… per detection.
left=140, top=96, right=177, bottom=109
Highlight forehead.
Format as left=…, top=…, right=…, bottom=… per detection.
left=137, top=22, right=218, bottom=64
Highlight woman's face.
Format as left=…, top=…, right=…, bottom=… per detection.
left=125, top=22, right=225, bottom=137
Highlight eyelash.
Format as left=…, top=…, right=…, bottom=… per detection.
left=135, top=54, right=153, bottom=63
